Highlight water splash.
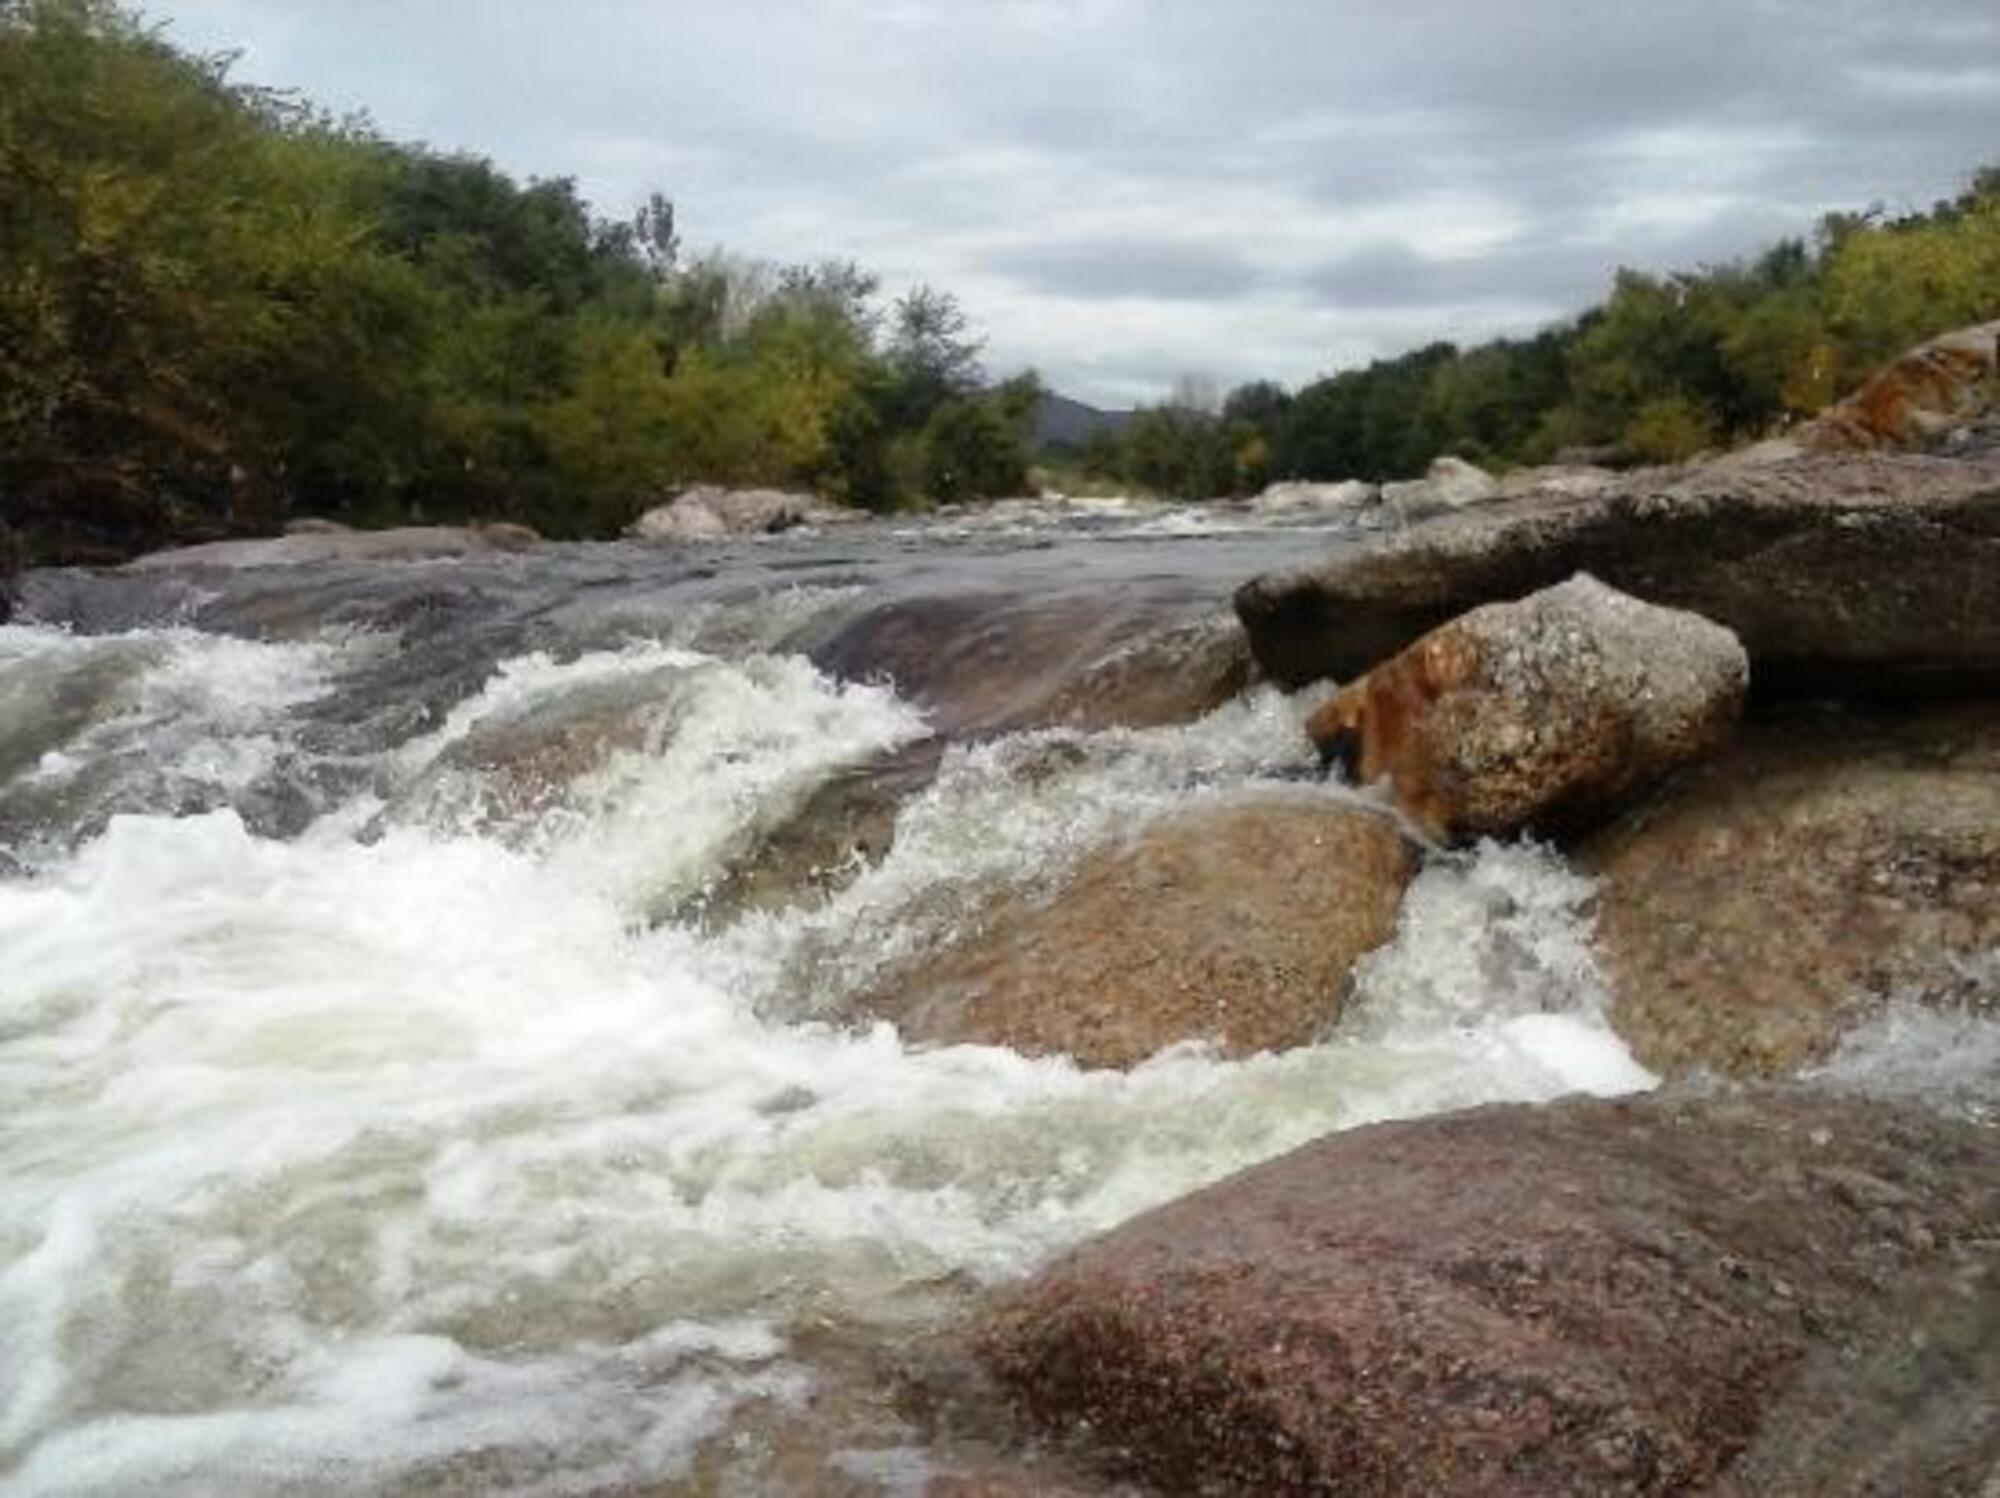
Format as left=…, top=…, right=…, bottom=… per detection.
left=0, top=619, right=1655, bottom=1493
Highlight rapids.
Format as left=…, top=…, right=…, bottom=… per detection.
left=0, top=517, right=1660, bottom=1493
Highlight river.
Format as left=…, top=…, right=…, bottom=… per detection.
left=1, top=507, right=1655, bottom=1493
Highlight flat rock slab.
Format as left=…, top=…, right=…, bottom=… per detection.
left=1235, top=453, right=2000, bottom=698
left=122, top=523, right=540, bottom=570
left=977, top=1088, right=2000, bottom=1495
left=1585, top=701, right=2000, bottom=1078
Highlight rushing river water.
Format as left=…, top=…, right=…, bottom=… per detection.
left=0, top=511, right=1667, bottom=1493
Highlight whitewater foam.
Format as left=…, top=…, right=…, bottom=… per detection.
left=0, top=620, right=1660, bottom=1492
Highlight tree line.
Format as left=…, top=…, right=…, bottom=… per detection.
left=1064, top=168, right=2000, bottom=499
left=6, top=0, right=1998, bottom=566
left=1, top=0, right=1039, bottom=562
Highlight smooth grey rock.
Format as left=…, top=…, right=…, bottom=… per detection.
left=1235, top=452, right=2000, bottom=698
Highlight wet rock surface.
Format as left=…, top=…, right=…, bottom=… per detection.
left=1307, top=575, right=1746, bottom=843
left=976, top=1087, right=2000, bottom=1497
left=691, top=741, right=945, bottom=924
left=798, top=592, right=1252, bottom=735
left=853, top=790, right=1415, bottom=1069
left=1235, top=452, right=2000, bottom=698
left=1585, top=701, right=2000, bottom=1079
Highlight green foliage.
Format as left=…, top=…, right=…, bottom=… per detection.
left=919, top=372, right=1041, bottom=503
left=0, top=0, right=1040, bottom=559
left=5, top=0, right=1996, bottom=550
left=1071, top=167, right=2000, bottom=497
left=1623, top=395, right=1719, bottom=464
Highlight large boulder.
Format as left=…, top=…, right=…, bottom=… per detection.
left=627, top=493, right=730, bottom=542
left=853, top=790, right=1415, bottom=1069
left=1250, top=479, right=1379, bottom=516
left=1585, top=701, right=2000, bottom=1078
left=976, top=1088, right=2000, bottom=1496
left=1234, top=452, right=2000, bottom=698
left=1307, top=575, right=1746, bottom=842
left=1798, top=318, right=2000, bottom=452
left=1380, top=454, right=1498, bottom=521
left=628, top=486, right=855, bottom=541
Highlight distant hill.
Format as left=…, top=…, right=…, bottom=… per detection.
left=1034, top=392, right=1134, bottom=454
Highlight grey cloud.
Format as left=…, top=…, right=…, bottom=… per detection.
left=163, top=0, right=2000, bottom=405
left=1303, top=197, right=1813, bottom=322
left=989, top=241, right=1265, bottom=301
left=1305, top=241, right=1605, bottom=313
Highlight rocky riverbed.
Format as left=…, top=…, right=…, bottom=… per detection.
left=4, top=332, right=1999, bottom=1494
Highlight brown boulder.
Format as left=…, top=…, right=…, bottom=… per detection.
left=1798, top=318, right=2000, bottom=452
left=855, top=790, right=1415, bottom=1069
left=1234, top=452, right=2000, bottom=699
left=1307, top=575, right=1746, bottom=843
left=977, top=1087, right=2000, bottom=1496
left=1585, top=701, right=2000, bottom=1079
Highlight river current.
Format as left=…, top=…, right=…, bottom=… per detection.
left=0, top=506, right=1716, bottom=1491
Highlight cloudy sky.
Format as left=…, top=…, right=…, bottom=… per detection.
left=165, top=1, right=1997, bottom=407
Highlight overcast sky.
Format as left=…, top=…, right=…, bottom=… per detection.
left=164, top=1, right=1998, bottom=407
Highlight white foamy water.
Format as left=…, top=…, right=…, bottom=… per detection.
left=1, top=621, right=1656, bottom=1494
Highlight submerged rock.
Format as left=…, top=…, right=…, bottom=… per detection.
left=379, top=667, right=694, bottom=835
left=1585, top=701, right=2000, bottom=1078
left=977, top=1087, right=2000, bottom=1496
left=1234, top=452, right=2000, bottom=698
left=692, top=742, right=943, bottom=923
left=1307, top=575, right=1746, bottom=843
left=853, top=790, right=1415, bottom=1069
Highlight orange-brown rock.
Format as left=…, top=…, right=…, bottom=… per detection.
left=855, top=789, right=1415, bottom=1069
left=1584, top=701, right=2000, bottom=1078
left=1799, top=318, right=2000, bottom=451
left=1307, top=574, right=1746, bottom=843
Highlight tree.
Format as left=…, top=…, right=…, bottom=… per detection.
left=885, top=284, right=984, bottom=428
left=918, top=372, right=1041, bottom=503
